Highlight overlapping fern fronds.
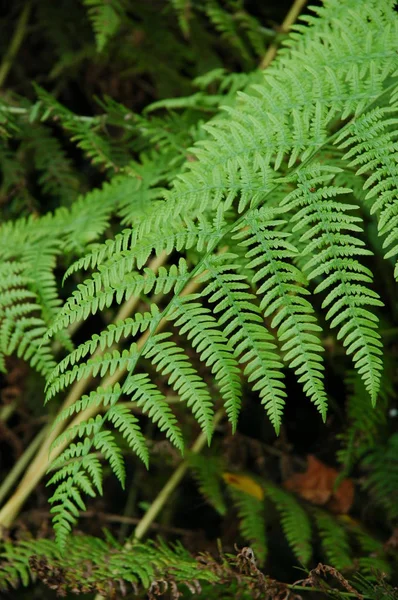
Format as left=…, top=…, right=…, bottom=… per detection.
left=1, top=0, right=398, bottom=558
left=34, top=0, right=398, bottom=546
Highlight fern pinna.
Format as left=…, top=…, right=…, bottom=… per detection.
left=0, top=0, right=397, bottom=580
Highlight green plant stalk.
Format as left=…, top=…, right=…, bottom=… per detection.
left=0, top=3, right=31, bottom=89
left=134, top=409, right=224, bottom=541
left=0, top=426, right=48, bottom=505
left=288, top=584, right=368, bottom=599
left=260, top=0, right=307, bottom=69
left=0, top=252, right=167, bottom=532
left=0, top=402, right=16, bottom=423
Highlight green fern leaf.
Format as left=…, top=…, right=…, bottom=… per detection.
left=123, top=372, right=184, bottom=453
left=142, top=333, right=214, bottom=442
left=187, top=453, right=227, bottom=516
left=281, top=164, right=383, bottom=403
left=200, top=253, right=287, bottom=433
left=236, top=208, right=327, bottom=420
left=168, top=295, right=242, bottom=430
left=228, top=486, right=267, bottom=565
left=313, top=509, right=353, bottom=571
left=264, top=483, right=312, bottom=566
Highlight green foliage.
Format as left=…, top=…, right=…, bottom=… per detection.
left=0, top=535, right=219, bottom=596
left=187, top=453, right=227, bottom=515
left=1, top=0, right=398, bottom=597
left=228, top=485, right=268, bottom=565
left=362, top=433, right=398, bottom=523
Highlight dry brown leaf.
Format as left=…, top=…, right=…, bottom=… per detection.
left=284, top=455, right=354, bottom=514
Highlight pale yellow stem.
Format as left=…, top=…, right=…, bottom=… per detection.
left=260, top=0, right=307, bottom=69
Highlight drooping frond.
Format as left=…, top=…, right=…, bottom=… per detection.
left=200, top=253, right=286, bottom=433
left=123, top=373, right=184, bottom=452
left=281, top=164, right=384, bottom=403
left=235, top=208, right=327, bottom=420
left=0, top=261, right=56, bottom=377
left=336, top=103, right=398, bottom=280
left=47, top=401, right=149, bottom=547
left=344, top=519, right=392, bottom=578
left=141, top=333, right=215, bottom=442
left=187, top=453, right=227, bottom=516
left=227, top=485, right=267, bottom=565
left=312, top=509, right=353, bottom=571
left=263, top=483, right=312, bottom=566
left=337, top=369, right=390, bottom=471
left=83, top=0, right=124, bottom=52
left=362, top=433, right=398, bottom=523
left=168, top=295, right=242, bottom=430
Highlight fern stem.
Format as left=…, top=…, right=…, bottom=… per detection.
left=0, top=401, right=16, bottom=423
left=0, top=426, right=47, bottom=505
left=0, top=252, right=167, bottom=532
left=259, top=0, right=307, bottom=69
left=134, top=409, right=224, bottom=541
left=0, top=2, right=31, bottom=89
left=288, top=584, right=369, bottom=598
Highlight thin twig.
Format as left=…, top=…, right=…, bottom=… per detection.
left=26, top=509, right=194, bottom=538
left=259, top=0, right=307, bottom=69
left=0, top=427, right=48, bottom=505
left=134, top=409, right=224, bottom=542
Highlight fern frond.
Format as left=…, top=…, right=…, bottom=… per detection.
left=48, top=259, right=190, bottom=336
left=336, top=104, right=398, bottom=279
left=362, top=433, right=398, bottom=523
left=204, top=0, right=252, bottom=65
left=23, top=122, right=80, bottom=204
left=282, top=164, right=384, bottom=403
left=123, top=372, right=184, bottom=452
left=345, top=519, right=392, bottom=577
left=313, top=509, right=353, bottom=571
left=62, top=215, right=222, bottom=286
left=48, top=404, right=149, bottom=546
left=236, top=208, right=327, bottom=420
left=200, top=253, right=287, bottom=433
left=337, top=369, right=389, bottom=470
left=53, top=384, right=123, bottom=426
left=264, top=483, right=312, bottom=566
left=45, top=342, right=140, bottom=400
left=0, top=262, right=56, bottom=377
left=0, top=535, right=219, bottom=595
left=83, top=0, right=124, bottom=52
left=46, top=306, right=158, bottom=388
left=142, top=333, right=214, bottom=442
left=228, top=485, right=267, bottom=565
left=168, top=295, right=242, bottom=430
left=188, top=453, right=226, bottom=516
